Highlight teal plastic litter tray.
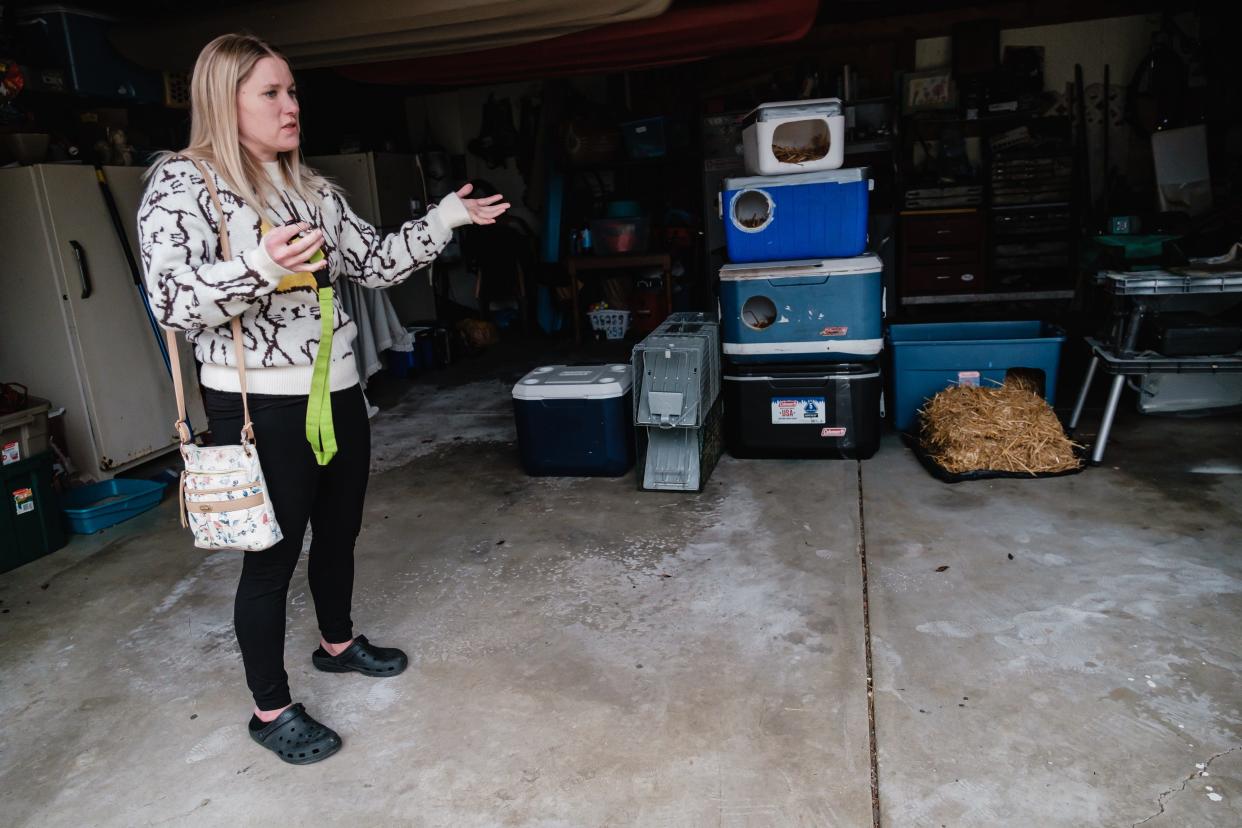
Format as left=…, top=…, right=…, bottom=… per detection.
left=62, top=479, right=167, bottom=534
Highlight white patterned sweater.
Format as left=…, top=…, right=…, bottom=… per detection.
left=138, top=157, right=470, bottom=395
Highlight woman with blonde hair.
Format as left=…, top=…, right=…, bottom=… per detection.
left=139, top=33, right=508, bottom=764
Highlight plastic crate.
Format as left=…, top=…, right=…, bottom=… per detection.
left=2, top=450, right=66, bottom=573
left=62, top=478, right=166, bottom=534
left=887, top=321, right=1066, bottom=432
left=588, top=309, right=631, bottom=340
left=1, top=395, right=51, bottom=467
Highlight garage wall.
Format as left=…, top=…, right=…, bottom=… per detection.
left=405, top=82, right=538, bottom=311
left=913, top=14, right=1162, bottom=93
left=404, top=77, right=607, bottom=311
left=405, top=81, right=540, bottom=230
left=912, top=13, right=1202, bottom=205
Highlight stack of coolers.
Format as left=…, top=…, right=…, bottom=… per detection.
left=631, top=312, right=723, bottom=491
left=719, top=98, right=884, bottom=460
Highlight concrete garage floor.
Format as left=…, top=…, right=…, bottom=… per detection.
left=1, top=348, right=1239, bottom=827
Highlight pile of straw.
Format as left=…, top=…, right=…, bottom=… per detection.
left=772, top=133, right=830, bottom=164
left=919, top=377, right=1083, bottom=475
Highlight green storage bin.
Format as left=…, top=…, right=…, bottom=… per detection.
left=2, top=451, right=67, bottom=573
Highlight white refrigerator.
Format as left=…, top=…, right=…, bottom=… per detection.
left=0, top=164, right=205, bottom=481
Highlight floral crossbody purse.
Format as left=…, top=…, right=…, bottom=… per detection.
left=163, top=159, right=282, bottom=551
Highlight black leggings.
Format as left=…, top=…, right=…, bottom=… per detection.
left=203, top=384, right=371, bottom=710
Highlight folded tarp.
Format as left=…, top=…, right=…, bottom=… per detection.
left=337, top=0, right=819, bottom=86
left=111, top=0, right=671, bottom=71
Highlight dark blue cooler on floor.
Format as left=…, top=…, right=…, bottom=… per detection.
left=513, top=365, right=634, bottom=476
left=723, top=360, right=882, bottom=459
left=719, top=255, right=884, bottom=364
left=722, top=167, right=871, bottom=263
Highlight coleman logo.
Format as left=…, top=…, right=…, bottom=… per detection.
left=820, top=326, right=848, bottom=337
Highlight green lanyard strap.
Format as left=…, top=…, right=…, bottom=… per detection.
left=305, top=285, right=338, bottom=465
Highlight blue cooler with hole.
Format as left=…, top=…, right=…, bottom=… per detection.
left=719, top=255, right=884, bottom=364
left=512, top=365, right=634, bottom=476
left=722, top=167, right=871, bottom=263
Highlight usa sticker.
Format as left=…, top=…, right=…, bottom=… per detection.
left=772, top=397, right=826, bottom=425
left=958, top=370, right=980, bottom=387
left=2, top=441, right=19, bottom=465
left=821, top=427, right=847, bottom=438
left=820, top=326, right=848, bottom=337
left=13, top=487, right=34, bottom=515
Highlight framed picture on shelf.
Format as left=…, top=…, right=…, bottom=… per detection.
left=903, top=68, right=957, bottom=113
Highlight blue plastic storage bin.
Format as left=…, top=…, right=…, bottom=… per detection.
left=722, top=167, right=870, bottom=263
left=18, top=8, right=165, bottom=102
left=62, top=479, right=166, bottom=534
left=719, top=255, right=883, bottom=363
left=621, top=117, right=667, bottom=159
left=386, top=349, right=418, bottom=378
left=887, top=321, right=1067, bottom=432
left=387, top=328, right=437, bottom=378
left=512, top=365, right=634, bottom=476
left=2, top=451, right=67, bottom=572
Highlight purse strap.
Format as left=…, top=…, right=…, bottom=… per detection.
left=164, top=158, right=254, bottom=446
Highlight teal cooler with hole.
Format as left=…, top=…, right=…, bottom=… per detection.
left=887, top=321, right=1067, bottom=432
left=722, top=167, right=870, bottom=263
left=512, top=365, right=634, bottom=476
left=719, top=255, right=883, bottom=364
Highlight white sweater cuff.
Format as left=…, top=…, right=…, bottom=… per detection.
left=246, top=243, right=296, bottom=285
left=429, top=192, right=472, bottom=236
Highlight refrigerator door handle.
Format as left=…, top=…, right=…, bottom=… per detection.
left=70, top=240, right=92, bottom=299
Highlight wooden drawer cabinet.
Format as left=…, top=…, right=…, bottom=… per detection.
left=903, top=262, right=984, bottom=293
left=903, top=212, right=983, bottom=248
left=905, top=248, right=980, bottom=267
left=899, top=209, right=987, bottom=296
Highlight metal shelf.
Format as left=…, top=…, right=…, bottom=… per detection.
left=1086, top=338, right=1242, bottom=375
left=845, top=138, right=893, bottom=155
left=901, top=289, right=1074, bottom=305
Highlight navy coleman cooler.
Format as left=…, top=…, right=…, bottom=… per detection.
left=512, top=365, right=634, bottom=476
left=723, top=360, right=882, bottom=459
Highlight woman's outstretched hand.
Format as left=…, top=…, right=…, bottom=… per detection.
left=456, top=183, right=511, bottom=225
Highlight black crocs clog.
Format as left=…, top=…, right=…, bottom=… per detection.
left=312, top=634, right=408, bottom=677
left=249, top=703, right=341, bottom=765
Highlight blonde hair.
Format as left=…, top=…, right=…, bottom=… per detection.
left=151, top=33, right=336, bottom=218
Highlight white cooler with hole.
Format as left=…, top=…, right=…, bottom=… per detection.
left=742, top=98, right=845, bottom=176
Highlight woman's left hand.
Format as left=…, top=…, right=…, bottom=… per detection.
left=456, top=183, right=511, bottom=225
